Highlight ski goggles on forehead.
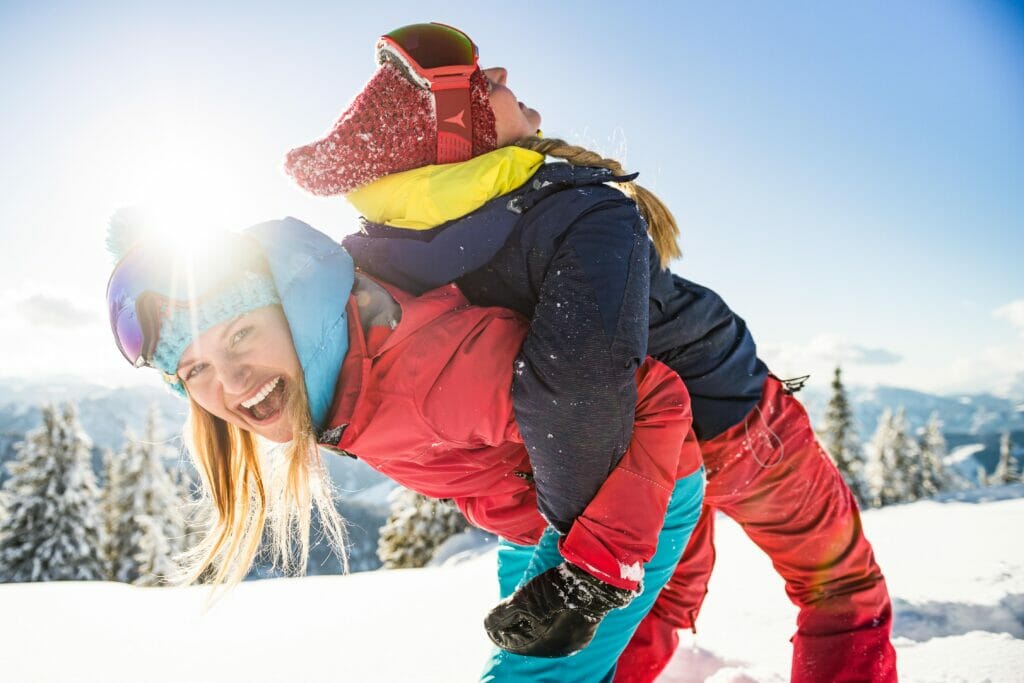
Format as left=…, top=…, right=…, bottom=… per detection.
left=377, top=22, right=480, bottom=164
left=106, top=236, right=264, bottom=369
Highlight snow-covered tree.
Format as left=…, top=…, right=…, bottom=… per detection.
left=100, top=447, right=123, bottom=575
left=377, top=488, right=467, bottom=569
left=891, top=408, right=920, bottom=502
left=865, top=407, right=918, bottom=506
left=104, top=406, right=186, bottom=586
left=0, top=403, right=106, bottom=582
left=818, top=366, right=869, bottom=506
left=912, top=412, right=952, bottom=499
left=993, top=432, right=1021, bottom=485
left=865, top=409, right=895, bottom=507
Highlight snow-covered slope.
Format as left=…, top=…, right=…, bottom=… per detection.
left=2, top=487, right=1022, bottom=682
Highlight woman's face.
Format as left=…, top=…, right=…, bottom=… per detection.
left=482, top=67, right=541, bottom=146
left=178, top=305, right=302, bottom=443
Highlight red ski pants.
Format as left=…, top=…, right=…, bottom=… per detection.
left=615, top=377, right=897, bottom=683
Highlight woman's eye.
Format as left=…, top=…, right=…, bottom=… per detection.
left=231, top=326, right=252, bottom=347
left=185, top=363, right=207, bottom=381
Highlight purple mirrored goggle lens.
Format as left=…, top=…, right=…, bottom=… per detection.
left=112, top=299, right=146, bottom=366
left=105, top=236, right=265, bottom=368
left=106, top=250, right=166, bottom=367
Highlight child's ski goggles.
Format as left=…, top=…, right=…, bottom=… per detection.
left=106, top=236, right=263, bottom=369
left=376, top=22, right=480, bottom=164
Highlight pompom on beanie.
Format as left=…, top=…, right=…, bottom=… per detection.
left=284, top=62, right=497, bottom=196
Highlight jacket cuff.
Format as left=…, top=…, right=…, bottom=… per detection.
left=557, top=521, right=645, bottom=591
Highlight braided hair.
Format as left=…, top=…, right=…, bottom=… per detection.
left=514, top=136, right=682, bottom=267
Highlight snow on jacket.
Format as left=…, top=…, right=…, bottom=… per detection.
left=317, top=278, right=702, bottom=590
left=342, top=161, right=767, bottom=536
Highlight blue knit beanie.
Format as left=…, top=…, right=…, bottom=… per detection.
left=106, top=208, right=282, bottom=396
left=107, top=211, right=353, bottom=428
left=151, top=271, right=281, bottom=396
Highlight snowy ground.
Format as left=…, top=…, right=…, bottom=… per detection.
left=2, top=486, right=1022, bottom=682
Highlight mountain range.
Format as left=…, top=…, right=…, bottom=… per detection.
left=3, top=374, right=1021, bottom=486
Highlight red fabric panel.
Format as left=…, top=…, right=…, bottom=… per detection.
left=559, top=359, right=702, bottom=590
left=617, top=377, right=896, bottom=681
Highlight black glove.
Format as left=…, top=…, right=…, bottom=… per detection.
left=484, top=561, right=637, bottom=658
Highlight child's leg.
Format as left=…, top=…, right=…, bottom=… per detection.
left=702, top=378, right=896, bottom=683
left=481, top=468, right=704, bottom=683
left=614, top=504, right=718, bottom=683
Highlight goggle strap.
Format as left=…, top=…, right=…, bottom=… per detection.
left=433, top=85, right=473, bottom=164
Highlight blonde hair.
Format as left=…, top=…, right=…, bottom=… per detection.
left=171, top=375, right=347, bottom=598
left=513, top=136, right=681, bottom=268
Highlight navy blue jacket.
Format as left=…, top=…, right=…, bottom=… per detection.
left=344, top=163, right=767, bottom=533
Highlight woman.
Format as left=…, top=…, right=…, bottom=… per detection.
left=105, top=215, right=705, bottom=680
left=284, top=22, right=897, bottom=682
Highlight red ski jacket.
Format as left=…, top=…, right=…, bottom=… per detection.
left=320, top=281, right=702, bottom=590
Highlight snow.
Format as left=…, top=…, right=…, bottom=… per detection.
left=947, top=443, right=986, bottom=466
left=619, top=560, right=644, bottom=582
left=1, top=487, right=1022, bottom=682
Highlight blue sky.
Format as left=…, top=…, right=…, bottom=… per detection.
left=0, top=0, right=1021, bottom=395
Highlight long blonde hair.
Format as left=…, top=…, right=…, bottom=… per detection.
left=171, top=375, right=347, bottom=597
left=514, top=136, right=682, bottom=268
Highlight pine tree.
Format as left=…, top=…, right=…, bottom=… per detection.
left=377, top=488, right=467, bottom=569
left=0, top=402, right=106, bottom=582
left=105, top=406, right=187, bottom=586
left=914, top=412, right=951, bottom=499
left=818, top=366, right=869, bottom=506
left=866, top=407, right=917, bottom=506
left=993, top=432, right=1021, bottom=485
left=889, top=408, right=919, bottom=502
left=865, top=409, right=895, bottom=507
left=100, top=447, right=123, bottom=577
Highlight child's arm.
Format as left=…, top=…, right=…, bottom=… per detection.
left=482, top=358, right=704, bottom=658
left=345, top=184, right=657, bottom=538
left=461, top=193, right=652, bottom=537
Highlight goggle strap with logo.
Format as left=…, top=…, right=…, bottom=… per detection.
left=377, top=23, right=479, bottom=164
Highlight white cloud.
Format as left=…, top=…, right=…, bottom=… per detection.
left=761, top=333, right=902, bottom=371
left=994, top=299, right=1024, bottom=336
left=942, top=343, right=1024, bottom=398
left=14, top=293, right=94, bottom=328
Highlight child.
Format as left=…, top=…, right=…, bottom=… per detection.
left=284, top=22, right=896, bottom=682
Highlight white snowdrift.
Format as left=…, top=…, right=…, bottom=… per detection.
left=1, top=486, right=1022, bottom=682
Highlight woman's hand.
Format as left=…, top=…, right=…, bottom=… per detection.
left=484, top=561, right=637, bottom=658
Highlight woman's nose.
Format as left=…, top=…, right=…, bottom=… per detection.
left=219, top=361, right=253, bottom=396
left=482, top=67, right=507, bottom=87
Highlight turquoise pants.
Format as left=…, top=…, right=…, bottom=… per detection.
left=480, top=468, right=705, bottom=682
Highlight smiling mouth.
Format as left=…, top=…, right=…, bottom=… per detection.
left=239, top=376, right=287, bottom=423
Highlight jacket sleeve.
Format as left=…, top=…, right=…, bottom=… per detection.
left=486, top=196, right=651, bottom=534
left=557, top=359, right=703, bottom=591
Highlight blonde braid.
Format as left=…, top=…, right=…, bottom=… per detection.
left=514, top=136, right=682, bottom=267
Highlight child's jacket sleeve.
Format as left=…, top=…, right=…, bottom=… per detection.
left=425, top=346, right=702, bottom=592
left=555, top=359, right=702, bottom=591
left=457, top=190, right=653, bottom=538
left=345, top=168, right=654, bottom=542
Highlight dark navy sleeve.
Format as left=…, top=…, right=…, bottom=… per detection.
left=458, top=191, right=650, bottom=534
left=647, top=243, right=768, bottom=440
